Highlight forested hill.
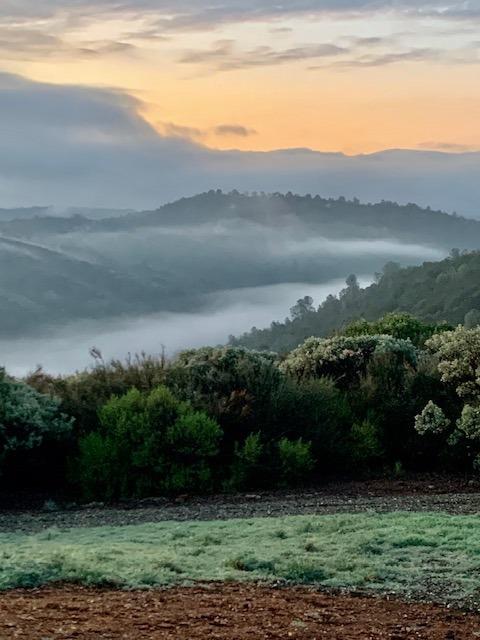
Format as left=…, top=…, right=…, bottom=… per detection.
left=1, top=191, right=480, bottom=249
left=230, top=251, right=480, bottom=353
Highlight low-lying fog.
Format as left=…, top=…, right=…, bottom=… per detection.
left=2, top=277, right=370, bottom=377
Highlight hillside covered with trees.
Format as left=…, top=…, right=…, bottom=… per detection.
left=231, top=251, right=480, bottom=353
left=2, top=191, right=480, bottom=247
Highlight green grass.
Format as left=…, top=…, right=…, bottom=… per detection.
left=2, top=512, right=480, bottom=606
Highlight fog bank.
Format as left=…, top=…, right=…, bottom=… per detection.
left=2, top=278, right=370, bottom=376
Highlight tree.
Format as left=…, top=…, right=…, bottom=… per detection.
left=345, top=274, right=359, bottom=289
left=0, top=368, right=73, bottom=475
left=344, top=313, right=449, bottom=347
left=415, top=327, right=480, bottom=469
left=290, top=296, right=314, bottom=320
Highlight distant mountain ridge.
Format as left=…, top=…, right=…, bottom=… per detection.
left=1, top=191, right=480, bottom=250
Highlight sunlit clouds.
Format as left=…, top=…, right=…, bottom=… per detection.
left=0, top=1, right=477, bottom=154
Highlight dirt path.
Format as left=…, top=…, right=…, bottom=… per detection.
left=1, top=584, right=479, bottom=639
left=2, top=477, right=480, bottom=533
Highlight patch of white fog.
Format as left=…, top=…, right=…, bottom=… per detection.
left=1, top=277, right=371, bottom=377
left=277, top=238, right=444, bottom=260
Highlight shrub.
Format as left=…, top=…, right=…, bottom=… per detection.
left=270, top=377, right=353, bottom=470
left=163, top=411, right=222, bottom=493
left=350, top=420, right=383, bottom=467
left=0, top=369, right=73, bottom=481
left=26, top=352, right=168, bottom=434
left=168, top=346, right=282, bottom=446
left=277, top=438, right=314, bottom=486
left=415, top=401, right=450, bottom=436
left=281, top=335, right=417, bottom=388
left=344, top=313, right=450, bottom=347
left=74, top=386, right=222, bottom=500
left=415, top=327, right=480, bottom=470
left=227, top=432, right=265, bottom=490
left=75, top=432, right=115, bottom=501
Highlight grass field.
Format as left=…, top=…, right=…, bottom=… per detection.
left=2, top=512, right=480, bottom=607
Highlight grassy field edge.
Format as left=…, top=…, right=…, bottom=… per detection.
left=2, top=512, right=480, bottom=608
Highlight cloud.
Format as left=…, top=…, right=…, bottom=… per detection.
left=0, top=22, right=136, bottom=60
left=180, top=37, right=479, bottom=71
left=179, top=40, right=347, bottom=70
left=2, top=2, right=479, bottom=34
left=213, top=124, right=257, bottom=137
left=418, top=141, right=480, bottom=152
left=270, top=26, right=293, bottom=34
left=331, top=48, right=440, bottom=67
left=160, top=122, right=206, bottom=140
left=1, top=72, right=480, bottom=217
left=159, top=121, right=257, bottom=140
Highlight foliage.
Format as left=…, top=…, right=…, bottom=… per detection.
left=169, top=346, right=284, bottom=446
left=277, top=438, right=314, bottom=485
left=232, top=252, right=480, bottom=353
left=281, top=335, right=416, bottom=387
left=227, top=433, right=265, bottom=490
left=415, top=327, right=480, bottom=469
left=415, top=401, right=450, bottom=436
left=426, top=326, right=480, bottom=403
left=4, top=317, right=479, bottom=496
left=0, top=368, right=73, bottom=476
left=75, top=386, right=222, bottom=500
left=349, top=420, right=384, bottom=467
left=26, top=352, right=168, bottom=434
left=343, top=312, right=450, bottom=347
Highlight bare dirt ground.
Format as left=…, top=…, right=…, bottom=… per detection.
left=2, top=475, right=480, bottom=533
left=1, top=583, right=479, bottom=639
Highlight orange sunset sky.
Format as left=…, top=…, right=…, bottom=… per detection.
left=1, top=1, right=479, bottom=155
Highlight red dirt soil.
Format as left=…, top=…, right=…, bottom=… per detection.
left=1, top=584, right=479, bottom=639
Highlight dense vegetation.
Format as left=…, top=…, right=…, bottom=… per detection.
left=2, top=309, right=479, bottom=502
left=232, top=251, right=480, bottom=352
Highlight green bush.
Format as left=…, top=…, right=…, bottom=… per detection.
left=168, top=346, right=282, bottom=446
left=75, top=386, right=222, bottom=500
left=344, top=313, right=450, bottom=347
left=74, top=432, right=114, bottom=501
left=227, top=432, right=265, bottom=490
left=277, top=438, right=314, bottom=486
left=26, top=353, right=168, bottom=434
left=270, top=377, right=353, bottom=471
left=349, top=420, right=383, bottom=467
left=0, top=369, right=73, bottom=481
left=281, top=335, right=417, bottom=388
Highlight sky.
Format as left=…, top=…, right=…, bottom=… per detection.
left=1, top=0, right=479, bottom=156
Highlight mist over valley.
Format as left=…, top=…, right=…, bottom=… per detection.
left=0, top=191, right=457, bottom=371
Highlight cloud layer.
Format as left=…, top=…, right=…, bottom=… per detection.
left=0, top=72, right=478, bottom=215
left=2, top=1, right=480, bottom=29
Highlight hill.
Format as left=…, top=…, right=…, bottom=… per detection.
left=230, top=251, right=480, bottom=353
left=2, top=191, right=480, bottom=249
left=0, top=236, right=173, bottom=336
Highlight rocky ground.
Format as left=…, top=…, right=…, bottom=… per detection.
left=1, top=475, right=480, bottom=533
left=1, top=583, right=479, bottom=639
